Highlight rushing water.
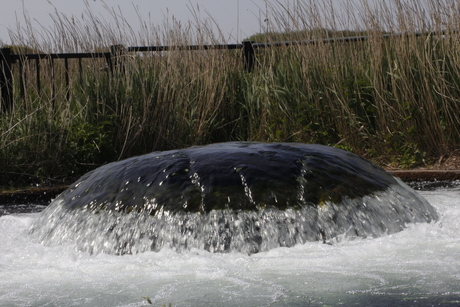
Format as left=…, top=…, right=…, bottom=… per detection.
left=0, top=183, right=459, bottom=306
left=26, top=142, right=439, bottom=255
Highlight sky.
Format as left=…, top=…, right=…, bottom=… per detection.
left=0, top=0, right=274, bottom=46
left=0, top=0, right=437, bottom=48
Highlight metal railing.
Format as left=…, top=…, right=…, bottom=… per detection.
left=0, top=31, right=447, bottom=112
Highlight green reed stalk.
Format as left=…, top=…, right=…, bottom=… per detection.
left=2, top=0, right=460, bottom=187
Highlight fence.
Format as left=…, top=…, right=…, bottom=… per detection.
left=0, top=32, right=444, bottom=113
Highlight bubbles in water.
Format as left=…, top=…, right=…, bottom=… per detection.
left=28, top=142, right=438, bottom=255
left=1, top=188, right=459, bottom=306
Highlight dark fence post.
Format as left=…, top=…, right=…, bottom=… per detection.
left=64, top=58, right=70, bottom=101
left=35, top=58, right=41, bottom=97
left=242, top=41, right=255, bottom=72
left=49, top=57, right=56, bottom=108
left=0, top=48, right=13, bottom=112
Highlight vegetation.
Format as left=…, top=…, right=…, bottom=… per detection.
left=2, top=0, right=460, bottom=188
left=245, top=28, right=377, bottom=43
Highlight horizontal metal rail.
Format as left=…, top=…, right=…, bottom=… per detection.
left=0, top=30, right=451, bottom=112
left=128, top=43, right=243, bottom=52
left=10, top=52, right=110, bottom=62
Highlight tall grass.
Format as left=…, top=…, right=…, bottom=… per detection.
left=2, top=0, right=460, bottom=187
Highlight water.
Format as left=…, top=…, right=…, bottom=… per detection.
left=27, top=181, right=438, bottom=256
left=26, top=142, right=439, bottom=255
left=0, top=184, right=458, bottom=306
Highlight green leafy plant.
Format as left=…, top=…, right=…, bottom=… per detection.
left=2, top=0, right=460, bottom=187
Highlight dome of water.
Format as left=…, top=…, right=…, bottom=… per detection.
left=29, top=142, right=438, bottom=255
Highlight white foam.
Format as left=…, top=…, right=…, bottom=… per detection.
left=27, top=182, right=438, bottom=255
left=1, top=189, right=459, bottom=306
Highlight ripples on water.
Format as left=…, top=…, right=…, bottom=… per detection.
left=0, top=182, right=459, bottom=306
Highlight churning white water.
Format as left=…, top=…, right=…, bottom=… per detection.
left=1, top=185, right=459, bottom=306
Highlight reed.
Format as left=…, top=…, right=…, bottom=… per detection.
left=2, top=0, right=460, bottom=187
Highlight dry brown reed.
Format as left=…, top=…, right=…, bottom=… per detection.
left=2, top=0, right=460, bottom=186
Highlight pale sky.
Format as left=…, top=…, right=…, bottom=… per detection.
left=0, top=0, right=437, bottom=48
left=0, top=0, right=273, bottom=46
